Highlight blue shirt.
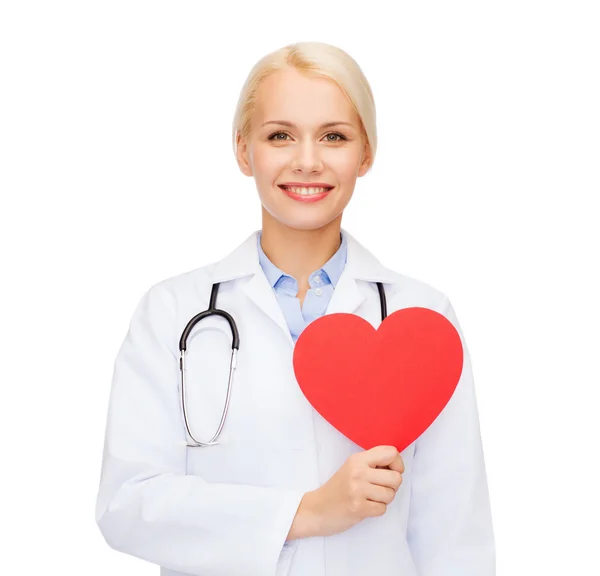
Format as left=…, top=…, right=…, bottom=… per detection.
left=257, top=231, right=348, bottom=343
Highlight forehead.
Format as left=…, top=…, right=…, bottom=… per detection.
left=253, top=67, right=358, bottom=127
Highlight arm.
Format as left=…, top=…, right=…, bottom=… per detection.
left=95, top=285, right=306, bottom=576
left=406, top=297, right=496, bottom=575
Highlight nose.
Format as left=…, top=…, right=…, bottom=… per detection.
left=290, top=140, right=324, bottom=173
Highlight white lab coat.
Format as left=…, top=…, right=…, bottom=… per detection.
left=95, top=229, right=495, bottom=576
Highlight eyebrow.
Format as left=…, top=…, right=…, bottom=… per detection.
left=261, top=120, right=355, bottom=129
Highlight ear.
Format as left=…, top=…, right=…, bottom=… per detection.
left=235, top=131, right=253, bottom=177
left=357, top=142, right=372, bottom=177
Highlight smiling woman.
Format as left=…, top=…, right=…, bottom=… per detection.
left=234, top=57, right=374, bottom=236
left=95, top=41, right=495, bottom=576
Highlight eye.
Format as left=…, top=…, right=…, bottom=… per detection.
left=268, top=131, right=290, bottom=141
left=267, top=131, right=348, bottom=142
left=325, top=132, right=347, bottom=142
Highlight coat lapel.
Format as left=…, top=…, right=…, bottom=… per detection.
left=209, top=231, right=294, bottom=346
left=208, top=229, right=402, bottom=344
left=325, top=264, right=365, bottom=316
left=327, top=229, right=402, bottom=317
left=242, top=270, right=294, bottom=347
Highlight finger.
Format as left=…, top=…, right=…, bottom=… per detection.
left=366, top=467, right=403, bottom=491
left=362, top=500, right=387, bottom=518
left=364, top=445, right=399, bottom=468
left=388, top=454, right=405, bottom=474
left=364, top=482, right=397, bottom=505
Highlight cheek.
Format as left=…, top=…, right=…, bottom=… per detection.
left=252, top=147, right=284, bottom=180
left=328, top=150, right=364, bottom=180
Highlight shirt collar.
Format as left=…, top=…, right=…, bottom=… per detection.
left=208, top=228, right=403, bottom=286
left=257, top=231, right=348, bottom=288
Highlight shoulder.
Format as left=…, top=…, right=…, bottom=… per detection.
left=144, top=261, right=217, bottom=308
left=384, top=268, right=449, bottom=313
left=144, top=230, right=259, bottom=307
left=129, top=259, right=219, bottom=332
left=122, top=262, right=221, bottom=358
left=344, top=229, right=451, bottom=315
left=377, top=266, right=466, bottom=342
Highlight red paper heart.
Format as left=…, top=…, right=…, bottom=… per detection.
left=292, top=307, right=464, bottom=453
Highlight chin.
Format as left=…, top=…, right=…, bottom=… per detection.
left=283, top=220, right=334, bottom=232
left=264, top=206, right=343, bottom=232
left=258, top=186, right=350, bottom=232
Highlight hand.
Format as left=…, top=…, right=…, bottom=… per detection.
left=288, top=445, right=404, bottom=540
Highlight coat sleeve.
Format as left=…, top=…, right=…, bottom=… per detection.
left=95, top=285, right=305, bottom=576
left=406, top=297, right=496, bottom=575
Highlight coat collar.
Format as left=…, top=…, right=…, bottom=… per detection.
left=210, top=228, right=400, bottom=285
left=208, top=229, right=401, bottom=346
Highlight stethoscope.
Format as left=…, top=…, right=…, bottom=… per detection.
left=178, top=281, right=388, bottom=447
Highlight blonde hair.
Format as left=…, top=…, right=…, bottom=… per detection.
left=232, top=41, right=377, bottom=170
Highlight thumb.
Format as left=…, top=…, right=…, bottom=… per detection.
left=365, top=445, right=399, bottom=468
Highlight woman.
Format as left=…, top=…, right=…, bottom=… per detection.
left=95, top=42, right=495, bottom=575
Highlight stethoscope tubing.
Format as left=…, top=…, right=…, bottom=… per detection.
left=179, top=281, right=386, bottom=447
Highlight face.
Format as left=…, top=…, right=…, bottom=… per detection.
left=236, top=66, right=371, bottom=232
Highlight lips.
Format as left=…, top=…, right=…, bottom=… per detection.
left=278, top=184, right=334, bottom=203
left=278, top=184, right=334, bottom=191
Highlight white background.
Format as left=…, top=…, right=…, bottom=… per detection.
left=1, top=1, right=599, bottom=574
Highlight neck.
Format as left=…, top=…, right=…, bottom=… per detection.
left=259, top=209, right=343, bottom=286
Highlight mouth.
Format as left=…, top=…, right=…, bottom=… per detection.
left=278, top=184, right=335, bottom=203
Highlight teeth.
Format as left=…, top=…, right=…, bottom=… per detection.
left=282, top=186, right=331, bottom=195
